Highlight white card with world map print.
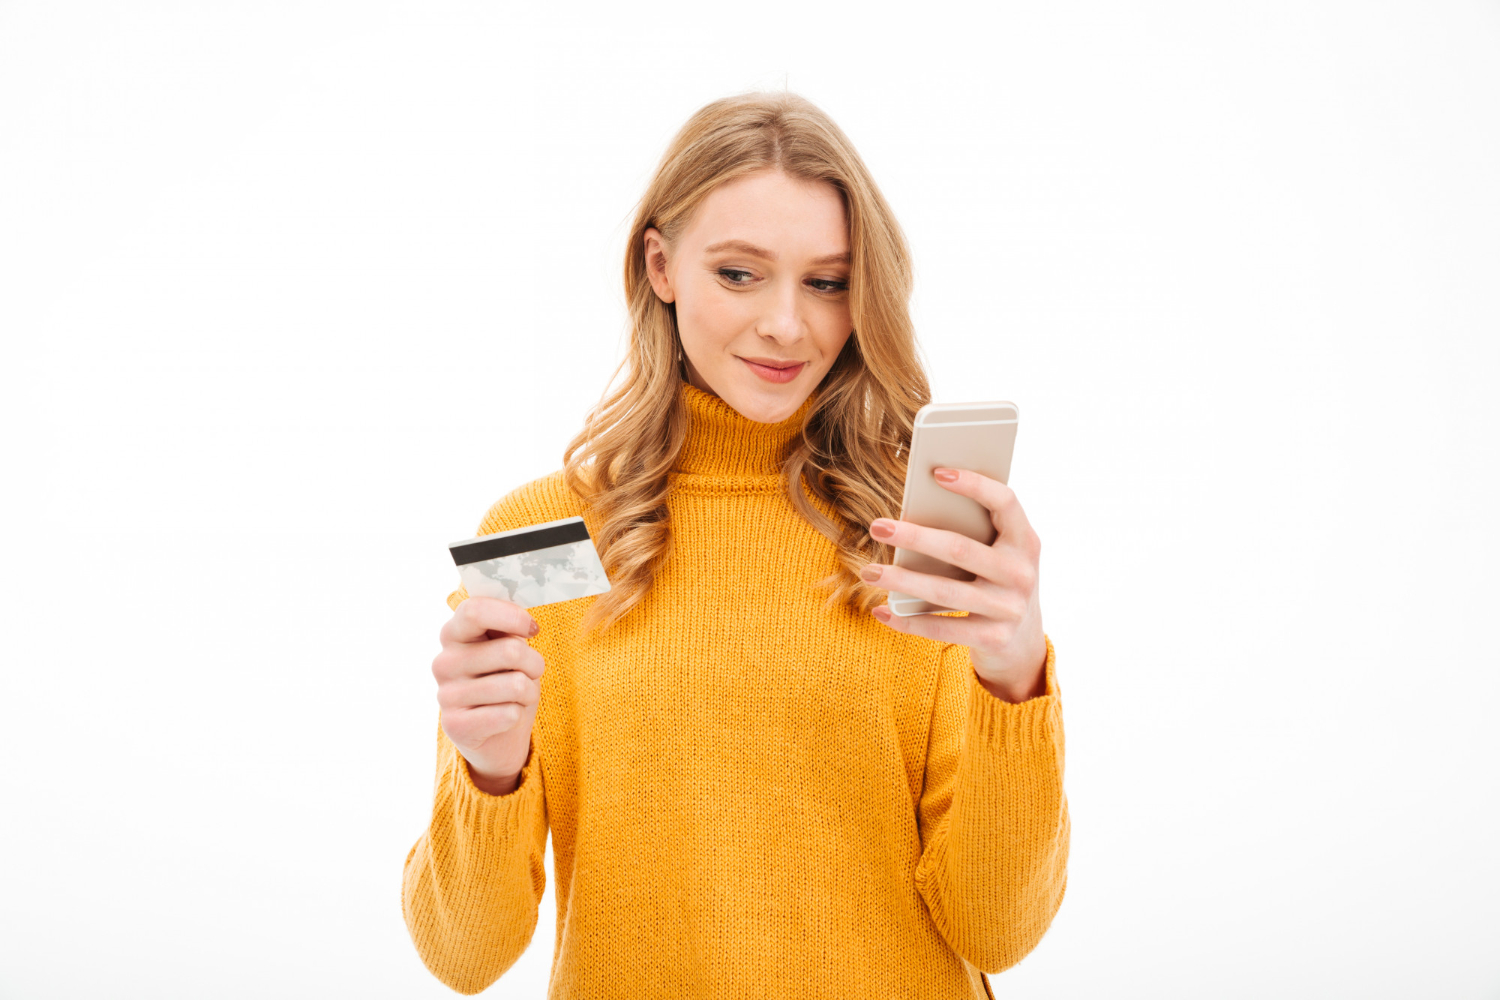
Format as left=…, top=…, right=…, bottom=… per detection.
left=449, top=516, right=613, bottom=609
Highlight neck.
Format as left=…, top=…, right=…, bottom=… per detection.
left=675, top=380, right=815, bottom=477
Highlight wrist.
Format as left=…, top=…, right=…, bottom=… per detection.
left=467, top=760, right=521, bottom=797
left=971, top=646, right=1048, bottom=704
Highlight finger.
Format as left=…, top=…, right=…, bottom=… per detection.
left=439, top=671, right=539, bottom=712
left=444, top=703, right=528, bottom=744
left=879, top=542, right=1038, bottom=598
left=442, top=596, right=539, bottom=645
left=469, top=636, right=546, bottom=681
left=932, top=469, right=1039, bottom=554
left=870, top=604, right=977, bottom=645
left=861, top=561, right=1003, bottom=619
left=869, top=516, right=1001, bottom=580
left=433, top=635, right=544, bottom=684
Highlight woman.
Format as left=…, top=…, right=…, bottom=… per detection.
left=403, top=91, right=1068, bottom=998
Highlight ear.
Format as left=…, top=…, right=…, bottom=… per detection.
left=643, top=227, right=676, bottom=304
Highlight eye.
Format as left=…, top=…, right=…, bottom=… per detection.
left=716, top=268, right=754, bottom=285
left=809, top=277, right=849, bottom=293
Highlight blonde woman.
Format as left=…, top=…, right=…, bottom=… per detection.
left=403, top=92, right=1068, bottom=998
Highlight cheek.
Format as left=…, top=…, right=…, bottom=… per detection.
left=675, top=277, right=748, bottom=350
left=812, top=300, right=854, bottom=355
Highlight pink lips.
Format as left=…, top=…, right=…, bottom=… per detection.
left=739, top=357, right=806, bottom=383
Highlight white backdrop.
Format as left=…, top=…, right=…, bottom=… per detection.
left=3, top=2, right=1498, bottom=997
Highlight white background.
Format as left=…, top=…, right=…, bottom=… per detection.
left=3, top=2, right=1497, bottom=997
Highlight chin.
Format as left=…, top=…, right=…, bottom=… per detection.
left=724, top=381, right=810, bottom=424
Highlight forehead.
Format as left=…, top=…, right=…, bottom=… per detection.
left=681, top=169, right=848, bottom=259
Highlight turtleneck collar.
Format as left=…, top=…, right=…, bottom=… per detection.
left=675, top=379, right=815, bottom=477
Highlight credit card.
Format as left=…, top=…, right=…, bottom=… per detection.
left=448, top=516, right=613, bottom=609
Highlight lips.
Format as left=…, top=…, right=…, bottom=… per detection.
left=739, top=356, right=806, bottom=383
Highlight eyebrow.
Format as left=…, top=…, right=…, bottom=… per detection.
left=702, top=239, right=850, bottom=267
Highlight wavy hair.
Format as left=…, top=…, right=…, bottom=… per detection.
left=563, top=91, right=931, bottom=635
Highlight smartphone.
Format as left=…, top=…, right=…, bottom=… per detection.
left=887, top=401, right=1019, bottom=616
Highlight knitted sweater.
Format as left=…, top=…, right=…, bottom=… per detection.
left=402, top=380, right=1069, bottom=998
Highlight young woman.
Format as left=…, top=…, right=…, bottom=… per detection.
left=403, top=92, right=1068, bottom=999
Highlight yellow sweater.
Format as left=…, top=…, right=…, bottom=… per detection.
left=402, top=380, right=1069, bottom=998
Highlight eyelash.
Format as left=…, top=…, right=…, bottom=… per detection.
left=715, top=268, right=848, bottom=294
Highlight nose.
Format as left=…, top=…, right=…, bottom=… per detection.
left=755, top=275, right=806, bottom=345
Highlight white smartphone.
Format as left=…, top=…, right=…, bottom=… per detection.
left=887, top=400, right=1019, bottom=616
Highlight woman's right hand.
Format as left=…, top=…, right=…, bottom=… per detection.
left=432, top=596, right=545, bottom=796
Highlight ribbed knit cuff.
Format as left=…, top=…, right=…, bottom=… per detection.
left=446, top=586, right=469, bottom=612
left=966, top=635, right=1062, bottom=755
left=440, top=735, right=546, bottom=841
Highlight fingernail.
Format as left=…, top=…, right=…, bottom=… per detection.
left=872, top=606, right=891, bottom=621
left=870, top=518, right=895, bottom=539
left=860, top=564, right=883, bottom=582
left=934, top=468, right=958, bottom=482
left=529, top=619, right=540, bottom=637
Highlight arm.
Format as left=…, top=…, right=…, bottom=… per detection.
left=401, top=719, right=549, bottom=995
left=401, top=470, right=578, bottom=990
left=914, top=635, right=1069, bottom=974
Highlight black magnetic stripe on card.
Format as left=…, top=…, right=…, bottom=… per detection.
left=449, top=520, right=592, bottom=565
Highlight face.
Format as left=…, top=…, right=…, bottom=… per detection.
left=643, top=168, right=854, bottom=424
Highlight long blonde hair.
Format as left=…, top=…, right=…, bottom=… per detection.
left=563, top=91, right=931, bottom=635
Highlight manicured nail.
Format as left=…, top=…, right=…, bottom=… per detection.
left=529, top=619, right=540, bottom=637
left=870, top=518, right=895, bottom=539
left=872, top=606, right=891, bottom=621
left=934, top=468, right=958, bottom=482
left=860, top=564, right=883, bottom=582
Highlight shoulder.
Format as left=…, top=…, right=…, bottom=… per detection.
left=444, top=469, right=590, bottom=612
left=472, top=468, right=587, bottom=536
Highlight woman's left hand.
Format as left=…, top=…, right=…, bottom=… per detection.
left=864, top=467, right=1048, bottom=703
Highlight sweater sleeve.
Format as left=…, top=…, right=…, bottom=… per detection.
left=913, top=634, right=1069, bottom=974
left=401, top=719, right=549, bottom=994
left=402, top=473, right=574, bottom=994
